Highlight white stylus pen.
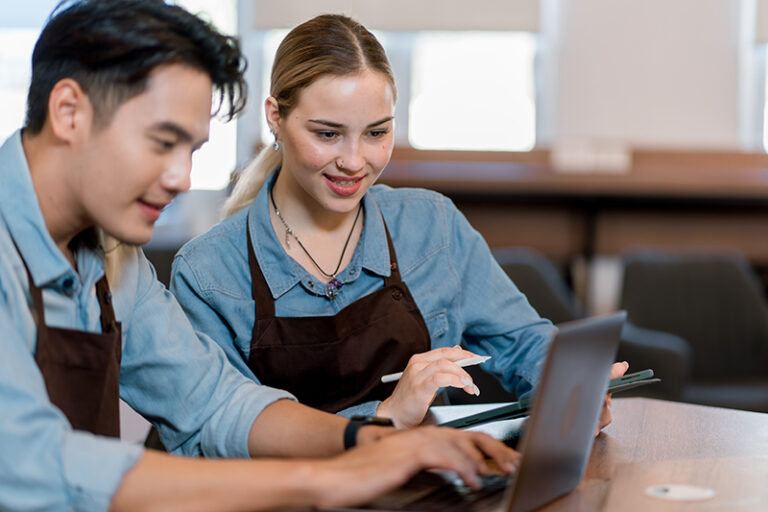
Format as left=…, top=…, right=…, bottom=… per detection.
left=380, top=355, right=492, bottom=383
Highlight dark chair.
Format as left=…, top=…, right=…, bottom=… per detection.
left=447, top=247, right=689, bottom=405
left=143, top=247, right=178, bottom=287
left=620, top=249, right=768, bottom=412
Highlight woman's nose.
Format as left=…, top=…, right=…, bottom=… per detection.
left=337, top=141, right=365, bottom=172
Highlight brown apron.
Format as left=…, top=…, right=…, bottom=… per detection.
left=17, top=246, right=122, bottom=437
left=246, top=217, right=431, bottom=412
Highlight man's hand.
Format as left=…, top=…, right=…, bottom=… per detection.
left=308, top=427, right=520, bottom=509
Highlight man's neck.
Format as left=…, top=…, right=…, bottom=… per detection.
left=21, top=129, right=89, bottom=268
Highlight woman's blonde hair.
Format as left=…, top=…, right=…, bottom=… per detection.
left=221, top=14, right=396, bottom=217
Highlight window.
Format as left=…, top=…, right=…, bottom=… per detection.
left=0, top=29, right=38, bottom=143
left=409, top=32, right=537, bottom=151
left=173, top=0, right=238, bottom=190
left=253, top=30, right=537, bottom=152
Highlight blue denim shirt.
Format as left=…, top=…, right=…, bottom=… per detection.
left=0, top=132, right=295, bottom=511
left=172, top=172, right=555, bottom=417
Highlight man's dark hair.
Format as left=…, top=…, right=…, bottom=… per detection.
left=25, top=0, right=247, bottom=134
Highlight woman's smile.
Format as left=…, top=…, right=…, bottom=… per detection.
left=323, top=173, right=365, bottom=196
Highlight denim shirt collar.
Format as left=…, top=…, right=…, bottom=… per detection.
left=246, top=170, right=392, bottom=300
left=0, top=130, right=100, bottom=290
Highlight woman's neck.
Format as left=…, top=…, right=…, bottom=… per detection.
left=269, top=170, right=364, bottom=283
left=271, top=169, right=360, bottom=234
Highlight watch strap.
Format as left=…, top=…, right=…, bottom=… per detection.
left=344, top=415, right=394, bottom=450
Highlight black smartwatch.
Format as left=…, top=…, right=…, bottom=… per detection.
left=344, top=415, right=394, bottom=450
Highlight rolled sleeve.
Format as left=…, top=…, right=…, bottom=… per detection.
left=118, top=248, right=295, bottom=458
left=337, top=400, right=382, bottom=418
left=62, top=433, right=143, bottom=510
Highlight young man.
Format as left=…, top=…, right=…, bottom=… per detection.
left=0, top=1, right=518, bottom=511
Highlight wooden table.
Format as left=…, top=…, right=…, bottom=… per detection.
left=545, top=398, right=768, bottom=510
left=432, top=397, right=768, bottom=510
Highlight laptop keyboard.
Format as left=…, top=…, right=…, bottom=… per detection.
left=397, top=473, right=509, bottom=511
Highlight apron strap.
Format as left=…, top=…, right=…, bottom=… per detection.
left=95, top=275, right=118, bottom=333
left=11, top=239, right=48, bottom=326
left=248, top=209, right=406, bottom=312
left=247, top=216, right=277, bottom=318
left=12, top=238, right=118, bottom=334
left=382, top=221, right=404, bottom=288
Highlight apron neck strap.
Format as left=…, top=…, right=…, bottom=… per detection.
left=381, top=221, right=403, bottom=287
left=247, top=216, right=277, bottom=317
left=247, top=210, right=405, bottom=316
left=10, top=237, right=117, bottom=333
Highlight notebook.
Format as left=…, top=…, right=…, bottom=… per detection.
left=328, top=311, right=626, bottom=512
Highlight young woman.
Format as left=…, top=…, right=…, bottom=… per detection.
left=171, top=14, right=627, bottom=429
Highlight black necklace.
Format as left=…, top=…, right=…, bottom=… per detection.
left=269, top=187, right=362, bottom=300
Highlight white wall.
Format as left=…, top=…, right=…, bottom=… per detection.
left=546, top=0, right=763, bottom=150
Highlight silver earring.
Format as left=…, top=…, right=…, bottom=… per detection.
left=273, top=140, right=280, bottom=151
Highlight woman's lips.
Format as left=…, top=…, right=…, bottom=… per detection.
left=323, top=173, right=364, bottom=197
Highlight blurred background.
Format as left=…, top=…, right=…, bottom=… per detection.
left=3, top=1, right=768, bottom=437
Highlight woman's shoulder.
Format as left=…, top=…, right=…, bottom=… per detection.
left=367, top=185, right=460, bottom=267
left=368, top=184, right=456, bottom=215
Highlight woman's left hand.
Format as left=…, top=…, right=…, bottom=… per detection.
left=595, top=361, right=629, bottom=436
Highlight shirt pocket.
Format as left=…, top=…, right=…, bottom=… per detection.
left=422, top=309, right=448, bottom=340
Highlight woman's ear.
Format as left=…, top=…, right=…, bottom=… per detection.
left=264, top=96, right=281, bottom=137
left=47, top=78, right=92, bottom=144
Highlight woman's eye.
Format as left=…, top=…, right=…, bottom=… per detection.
left=316, top=131, right=339, bottom=140
left=369, top=129, right=389, bottom=138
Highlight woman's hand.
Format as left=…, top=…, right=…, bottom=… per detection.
left=595, top=361, right=629, bottom=435
left=308, top=426, right=519, bottom=509
left=377, top=346, right=483, bottom=429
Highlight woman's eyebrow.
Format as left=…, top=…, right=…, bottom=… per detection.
left=307, top=116, right=394, bottom=129
left=367, top=116, right=394, bottom=128
left=308, top=119, right=343, bottom=128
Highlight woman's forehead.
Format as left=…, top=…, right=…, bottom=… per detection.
left=290, top=71, right=395, bottom=123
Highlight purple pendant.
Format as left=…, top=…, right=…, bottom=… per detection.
left=325, top=278, right=342, bottom=300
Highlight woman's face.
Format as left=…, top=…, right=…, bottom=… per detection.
left=268, top=70, right=395, bottom=215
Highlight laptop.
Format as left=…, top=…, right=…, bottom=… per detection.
left=332, top=311, right=626, bottom=512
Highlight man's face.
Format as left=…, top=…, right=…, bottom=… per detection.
left=73, top=64, right=212, bottom=245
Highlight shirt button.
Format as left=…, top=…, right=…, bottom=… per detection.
left=62, top=277, right=74, bottom=289
left=308, top=281, right=314, bottom=288
left=350, top=269, right=356, bottom=275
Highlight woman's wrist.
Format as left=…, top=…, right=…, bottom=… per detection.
left=375, top=399, right=395, bottom=425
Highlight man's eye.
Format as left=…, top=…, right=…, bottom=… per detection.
left=153, top=138, right=175, bottom=150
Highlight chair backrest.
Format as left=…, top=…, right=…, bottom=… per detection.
left=620, top=249, right=768, bottom=381
left=491, top=247, right=584, bottom=324
left=447, top=248, right=582, bottom=405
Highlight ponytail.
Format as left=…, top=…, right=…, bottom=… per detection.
left=221, top=146, right=282, bottom=218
